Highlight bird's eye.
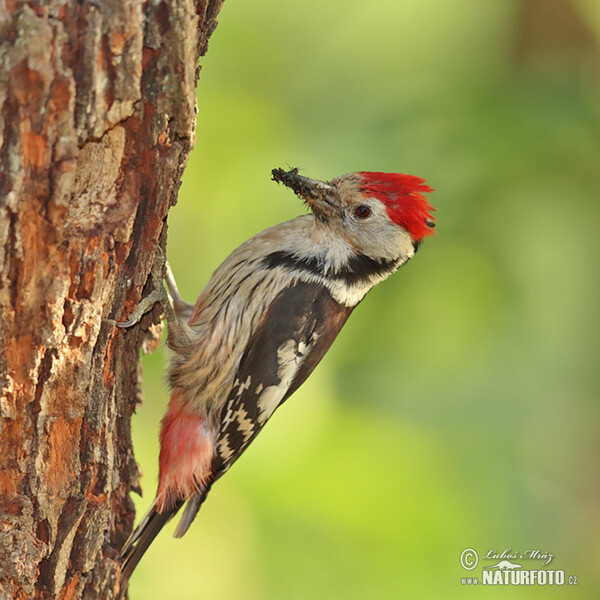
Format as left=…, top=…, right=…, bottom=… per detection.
left=426, top=218, right=436, bottom=228
left=355, top=205, right=371, bottom=219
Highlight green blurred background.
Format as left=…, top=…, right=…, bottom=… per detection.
left=130, top=0, right=600, bottom=597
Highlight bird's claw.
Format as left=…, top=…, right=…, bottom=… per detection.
left=117, top=249, right=171, bottom=328
left=116, top=288, right=168, bottom=328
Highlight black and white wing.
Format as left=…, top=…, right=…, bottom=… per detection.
left=173, top=281, right=354, bottom=536
left=211, top=280, right=355, bottom=478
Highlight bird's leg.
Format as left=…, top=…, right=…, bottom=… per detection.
left=164, top=261, right=195, bottom=323
left=117, top=249, right=195, bottom=350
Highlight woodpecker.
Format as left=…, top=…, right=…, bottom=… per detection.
left=118, top=168, right=435, bottom=587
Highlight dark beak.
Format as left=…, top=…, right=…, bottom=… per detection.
left=272, top=167, right=337, bottom=220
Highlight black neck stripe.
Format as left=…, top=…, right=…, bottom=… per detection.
left=263, top=250, right=402, bottom=286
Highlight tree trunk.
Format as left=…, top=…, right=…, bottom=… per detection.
left=0, top=1, right=223, bottom=598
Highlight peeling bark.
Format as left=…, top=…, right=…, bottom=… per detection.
left=0, top=1, right=224, bottom=598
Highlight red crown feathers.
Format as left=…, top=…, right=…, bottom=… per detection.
left=359, top=172, right=435, bottom=242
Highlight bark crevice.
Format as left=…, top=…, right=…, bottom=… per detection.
left=0, top=1, right=224, bottom=598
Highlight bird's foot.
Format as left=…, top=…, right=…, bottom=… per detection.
left=117, top=248, right=174, bottom=328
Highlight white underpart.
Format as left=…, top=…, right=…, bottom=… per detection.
left=256, top=338, right=303, bottom=424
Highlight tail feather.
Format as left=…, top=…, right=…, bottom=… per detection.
left=118, top=491, right=210, bottom=596
left=173, top=491, right=208, bottom=538
left=118, top=499, right=182, bottom=596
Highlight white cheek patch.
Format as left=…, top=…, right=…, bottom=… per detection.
left=327, top=281, right=371, bottom=306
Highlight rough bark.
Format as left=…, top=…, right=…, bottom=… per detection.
left=0, top=1, right=223, bottom=598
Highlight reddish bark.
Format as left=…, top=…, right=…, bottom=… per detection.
left=0, top=1, right=223, bottom=598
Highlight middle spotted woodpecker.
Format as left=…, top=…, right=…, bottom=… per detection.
left=119, top=167, right=435, bottom=586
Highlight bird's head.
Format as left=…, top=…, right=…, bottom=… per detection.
left=272, top=168, right=435, bottom=259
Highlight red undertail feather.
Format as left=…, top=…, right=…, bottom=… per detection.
left=157, top=391, right=213, bottom=512
left=359, top=171, right=435, bottom=242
